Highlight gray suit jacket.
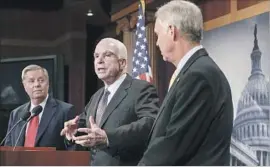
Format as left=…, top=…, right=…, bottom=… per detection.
left=138, top=48, right=234, bottom=165
left=5, top=96, right=76, bottom=150
left=79, top=74, right=159, bottom=166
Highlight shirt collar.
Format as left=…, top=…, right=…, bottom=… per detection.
left=105, top=73, right=127, bottom=94
left=174, top=45, right=203, bottom=76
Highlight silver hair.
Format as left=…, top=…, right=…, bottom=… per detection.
left=99, top=38, right=128, bottom=60
left=21, top=64, right=49, bottom=81
left=155, top=0, right=203, bottom=43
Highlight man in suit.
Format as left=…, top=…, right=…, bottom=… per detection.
left=4, top=64, right=75, bottom=150
left=61, top=38, right=159, bottom=165
left=138, top=0, right=234, bottom=165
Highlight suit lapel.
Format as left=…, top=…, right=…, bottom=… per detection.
left=148, top=48, right=208, bottom=141
left=15, top=103, right=30, bottom=146
left=99, top=75, right=132, bottom=128
left=147, top=73, right=182, bottom=142
left=35, top=96, right=57, bottom=145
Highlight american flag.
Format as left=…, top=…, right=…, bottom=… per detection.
left=132, top=0, right=153, bottom=83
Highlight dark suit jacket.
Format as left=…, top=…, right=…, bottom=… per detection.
left=138, top=48, right=234, bottom=165
left=79, top=74, right=159, bottom=166
left=4, top=96, right=75, bottom=150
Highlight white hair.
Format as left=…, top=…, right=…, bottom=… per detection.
left=155, top=0, right=203, bottom=43
left=21, top=64, right=49, bottom=81
left=99, top=38, right=128, bottom=60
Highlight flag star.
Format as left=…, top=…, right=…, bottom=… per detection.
left=141, top=64, right=146, bottom=69
left=143, top=38, right=147, bottom=42
left=138, top=15, right=143, bottom=20
left=136, top=60, right=140, bottom=65
left=134, top=49, right=137, bottom=54
left=140, top=45, right=145, bottom=50
left=138, top=33, right=143, bottom=38
left=136, top=23, right=140, bottom=27
left=138, top=52, right=142, bottom=57
left=133, top=68, right=137, bottom=72
left=141, top=26, right=145, bottom=31
left=136, top=41, right=140, bottom=46
left=144, top=57, right=148, bottom=61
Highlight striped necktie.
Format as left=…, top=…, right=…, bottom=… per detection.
left=95, top=89, right=110, bottom=126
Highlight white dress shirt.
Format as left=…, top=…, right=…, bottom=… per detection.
left=104, top=73, right=127, bottom=105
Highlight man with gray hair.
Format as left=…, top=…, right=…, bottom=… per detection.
left=61, top=38, right=159, bottom=165
left=4, top=64, right=76, bottom=150
left=138, top=0, right=233, bottom=165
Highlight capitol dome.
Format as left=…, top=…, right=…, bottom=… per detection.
left=237, top=76, right=270, bottom=112
left=233, top=25, right=270, bottom=149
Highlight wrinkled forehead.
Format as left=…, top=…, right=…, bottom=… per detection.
left=95, top=40, right=119, bottom=55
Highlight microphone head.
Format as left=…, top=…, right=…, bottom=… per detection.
left=21, top=112, right=31, bottom=121
left=32, top=105, right=43, bottom=116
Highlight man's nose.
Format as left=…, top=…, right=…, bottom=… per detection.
left=34, top=80, right=41, bottom=87
left=97, top=56, right=104, bottom=64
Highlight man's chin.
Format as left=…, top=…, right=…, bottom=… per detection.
left=163, top=56, right=169, bottom=62
left=97, top=74, right=107, bottom=79
left=32, top=95, right=46, bottom=100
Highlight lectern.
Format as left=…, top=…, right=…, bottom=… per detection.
left=0, top=146, right=90, bottom=165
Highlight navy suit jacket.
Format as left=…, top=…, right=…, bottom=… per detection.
left=4, top=96, right=75, bottom=150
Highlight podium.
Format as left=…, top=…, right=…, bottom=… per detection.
left=0, top=146, right=90, bottom=165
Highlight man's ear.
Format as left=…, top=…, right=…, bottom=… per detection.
left=119, top=59, right=127, bottom=70
left=168, top=25, right=177, bottom=41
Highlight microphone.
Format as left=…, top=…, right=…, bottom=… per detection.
left=0, top=111, right=31, bottom=146
left=12, top=105, right=43, bottom=150
left=27, top=105, right=43, bottom=121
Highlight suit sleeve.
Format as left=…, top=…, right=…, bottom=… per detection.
left=105, top=83, right=159, bottom=151
left=138, top=72, right=214, bottom=165
left=4, top=110, right=15, bottom=146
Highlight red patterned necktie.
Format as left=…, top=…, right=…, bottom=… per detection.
left=24, top=115, right=39, bottom=147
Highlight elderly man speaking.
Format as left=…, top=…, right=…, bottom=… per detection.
left=61, top=38, right=159, bottom=166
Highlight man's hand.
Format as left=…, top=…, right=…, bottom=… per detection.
left=60, top=116, right=80, bottom=141
left=73, top=116, right=108, bottom=147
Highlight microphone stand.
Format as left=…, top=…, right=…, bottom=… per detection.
left=12, top=122, right=28, bottom=151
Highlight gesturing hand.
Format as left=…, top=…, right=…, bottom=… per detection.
left=73, top=116, right=108, bottom=147
left=60, top=116, right=80, bottom=141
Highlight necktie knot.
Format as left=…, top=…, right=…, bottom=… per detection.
left=104, top=89, right=110, bottom=99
